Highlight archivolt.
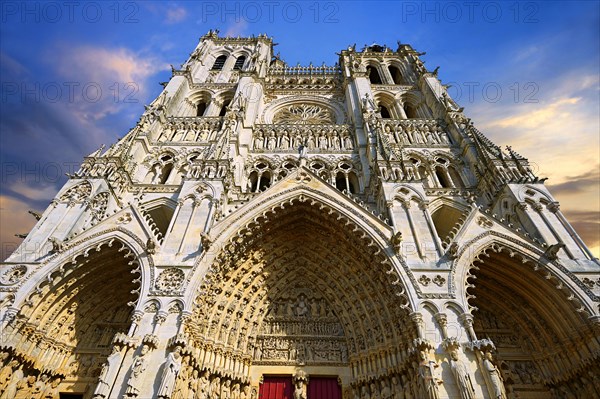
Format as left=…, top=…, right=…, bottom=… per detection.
left=186, top=193, right=416, bottom=378
left=4, top=238, right=142, bottom=378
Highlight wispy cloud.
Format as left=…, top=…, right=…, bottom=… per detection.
left=224, top=21, right=249, bottom=37
left=0, top=195, right=37, bottom=261
left=547, top=167, right=600, bottom=195
left=165, top=6, right=188, bottom=24
left=486, top=97, right=580, bottom=130
left=560, top=210, right=600, bottom=251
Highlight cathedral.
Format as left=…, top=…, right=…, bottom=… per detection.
left=1, top=30, right=599, bottom=399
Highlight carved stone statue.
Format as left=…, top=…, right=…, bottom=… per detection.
left=362, top=93, right=377, bottom=113
left=125, top=345, right=150, bottom=397
left=209, top=376, right=221, bottom=398
left=380, top=379, right=392, bottom=399
left=370, top=382, right=381, bottom=399
left=0, top=363, right=23, bottom=399
left=157, top=346, right=183, bottom=398
left=31, top=373, right=50, bottom=399
left=231, top=383, right=241, bottom=399
left=41, top=378, right=61, bottom=399
left=93, top=346, right=121, bottom=398
left=418, top=351, right=442, bottom=399
left=14, top=374, right=36, bottom=399
left=449, top=350, right=475, bottom=399
left=240, top=384, right=251, bottom=399
left=171, top=355, right=190, bottom=399
left=0, top=359, right=17, bottom=396
left=293, top=379, right=306, bottom=399
left=483, top=352, right=506, bottom=399
left=197, top=370, right=210, bottom=399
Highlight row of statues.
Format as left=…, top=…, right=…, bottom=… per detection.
left=120, top=345, right=256, bottom=399
left=381, top=122, right=450, bottom=146
left=0, top=353, right=61, bottom=399
left=254, top=127, right=354, bottom=152
left=348, top=349, right=481, bottom=399
left=158, top=120, right=223, bottom=143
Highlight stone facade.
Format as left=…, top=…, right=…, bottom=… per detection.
left=1, top=31, right=599, bottom=399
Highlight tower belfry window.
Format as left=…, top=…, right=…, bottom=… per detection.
left=212, top=55, right=227, bottom=70
left=196, top=102, right=207, bottom=117
left=388, top=65, right=404, bottom=84
left=380, top=105, right=391, bottom=119
left=219, top=100, right=231, bottom=116
left=368, top=67, right=382, bottom=84
left=233, top=56, right=246, bottom=70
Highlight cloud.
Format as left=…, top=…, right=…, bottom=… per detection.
left=547, top=167, right=600, bottom=195
left=0, top=195, right=38, bottom=261
left=42, top=44, right=168, bottom=124
left=224, top=21, right=248, bottom=37
left=486, top=97, right=580, bottom=130
left=560, top=210, right=600, bottom=255
left=165, top=6, right=187, bottom=24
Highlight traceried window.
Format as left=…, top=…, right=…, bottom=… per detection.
left=211, top=55, right=227, bottom=70
left=273, top=104, right=335, bottom=124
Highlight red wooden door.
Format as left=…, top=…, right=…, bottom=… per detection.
left=307, top=377, right=342, bottom=399
left=259, top=376, right=293, bottom=399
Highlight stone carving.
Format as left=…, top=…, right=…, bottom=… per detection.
left=448, top=349, right=475, bottom=399
left=0, top=265, right=27, bottom=285
left=483, top=352, right=507, bottom=399
left=0, top=363, right=23, bottom=399
left=59, top=181, right=92, bottom=203
left=419, top=275, right=431, bottom=286
left=432, top=275, right=446, bottom=287
left=155, top=268, right=185, bottom=291
left=273, top=104, right=335, bottom=124
left=89, top=192, right=109, bottom=224
left=254, top=292, right=348, bottom=365
left=48, top=237, right=67, bottom=253
left=125, top=345, right=150, bottom=398
left=93, top=346, right=122, bottom=398
left=157, top=346, right=183, bottom=398
left=380, top=120, right=450, bottom=147
left=417, top=351, right=442, bottom=399
left=252, top=124, right=353, bottom=152
left=41, top=378, right=61, bottom=399
left=158, top=117, right=223, bottom=143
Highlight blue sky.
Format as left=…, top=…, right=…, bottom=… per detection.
left=1, top=1, right=599, bottom=259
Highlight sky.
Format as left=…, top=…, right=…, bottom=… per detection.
left=0, top=1, right=598, bottom=260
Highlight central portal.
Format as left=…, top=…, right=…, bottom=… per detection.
left=190, top=195, right=413, bottom=398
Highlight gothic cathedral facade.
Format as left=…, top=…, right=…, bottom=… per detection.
left=1, top=31, right=599, bottom=399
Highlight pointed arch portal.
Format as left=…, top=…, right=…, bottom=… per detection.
left=467, top=245, right=599, bottom=397
left=2, top=240, right=141, bottom=394
left=187, top=191, right=416, bottom=388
